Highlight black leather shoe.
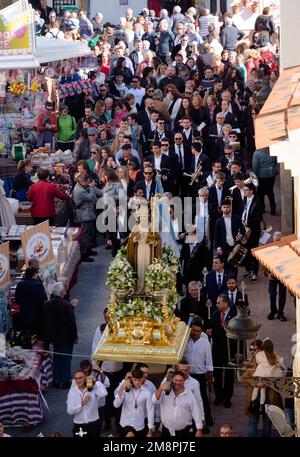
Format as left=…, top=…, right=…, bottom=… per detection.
left=88, top=250, right=98, bottom=256
left=278, top=313, right=287, bottom=321
left=224, top=399, right=232, bottom=408
left=267, top=312, right=276, bottom=320
left=213, top=397, right=223, bottom=406
left=52, top=382, right=60, bottom=389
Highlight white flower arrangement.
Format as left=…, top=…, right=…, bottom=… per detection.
left=144, top=258, right=174, bottom=291
left=162, top=246, right=180, bottom=275
left=115, top=296, right=165, bottom=323
left=106, top=254, right=137, bottom=291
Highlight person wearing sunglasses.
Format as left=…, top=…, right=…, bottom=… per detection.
left=135, top=166, right=155, bottom=201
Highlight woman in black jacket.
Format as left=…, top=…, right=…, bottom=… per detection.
left=43, top=282, right=78, bottom=388
left=15, top=264, right=47, bottom=339
left=13, top=159, right=33, bottom=202
left=111, top=57, right=133, bottom=85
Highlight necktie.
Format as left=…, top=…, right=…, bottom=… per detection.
left=230, top=292, right=234, bottom=306
left=177, top=146, right=183, bottom=169
left=217, top=274, right=222, bottom=289
left=220, top=311, right=225, bottom=328
left=146, top=183, right=150, bottom=200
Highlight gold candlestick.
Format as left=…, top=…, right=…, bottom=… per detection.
left=202, top=267, right=208, bottom=287
left=206, top=299, right=212, bottom=320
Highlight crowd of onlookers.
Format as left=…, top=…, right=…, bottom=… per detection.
left=4, top=1, right=294, bottom=438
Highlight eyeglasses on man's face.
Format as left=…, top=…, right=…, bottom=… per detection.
left=144, top=171, right=153, bottom=175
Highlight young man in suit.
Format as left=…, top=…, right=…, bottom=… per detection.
left=206, top=112, right=226, bottom=160
left=106, top=199, right=129, bottom=257
left=241, top=182, right=264, bottom=282
left=135, top=166, right=156, bottom=201
left=214, top=199, right=245, bottom=276
left=148, top=141, right=174, bottom=194
left=230, top=172, right=246, bottom=216
left=208, top=172, right=229, bottom=234
left=224, top=275, right=249, bottom=309
left=188, top=142, right=211, bottom=197
left=210, top=294, right=237, bottom=408
left=202, top=256, right=230, bottom=307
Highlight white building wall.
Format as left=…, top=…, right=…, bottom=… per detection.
left=89, top=0, right=147, bottom=25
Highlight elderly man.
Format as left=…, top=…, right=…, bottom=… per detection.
left=91, top=12, right=104, bottom=35
left=155, top=19, right=174, bottom=64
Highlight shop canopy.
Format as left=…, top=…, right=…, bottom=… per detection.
left=36, top=37, right=92, bottom=64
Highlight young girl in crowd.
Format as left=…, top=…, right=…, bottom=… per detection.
left=250, top=338, right=284, bottom=412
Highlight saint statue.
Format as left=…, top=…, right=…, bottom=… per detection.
left=127, top=204, right=162, bottom=293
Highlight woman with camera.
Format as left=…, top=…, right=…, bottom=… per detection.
left=67, top=369, right=108, bottom=437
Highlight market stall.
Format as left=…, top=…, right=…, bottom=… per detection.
left=0, top=341, right=52, bottom=425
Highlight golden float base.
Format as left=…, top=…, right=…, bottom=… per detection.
left=92, top=321, right=191, bottom=364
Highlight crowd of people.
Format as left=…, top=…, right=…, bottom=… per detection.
left=4, top=1, right=294, bottom=438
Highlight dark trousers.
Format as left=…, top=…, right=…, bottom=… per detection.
left=33, top=216, right=55, bottom=226
left=244, top=238, right=260, bottom=275
left=81, top=220, right=96, bottom=256
left=161, top=424, right=195, bottom=438
left=213, top=359, right=234, bottom=401
left=268, top=278, right=287, bottom=315
left=191, top=373, right=213, bottom=422
left=257, top=177, right=276, bottom=212
left=52, top=343, right=73, bottom=384
left=120, top=426, right=147, bottom=437
left=73, top=419, right=101, bottom=438
left=103, top=370, right=123, bottom=427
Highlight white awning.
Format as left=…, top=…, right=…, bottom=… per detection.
left=36, top=37, right=92, bottom=64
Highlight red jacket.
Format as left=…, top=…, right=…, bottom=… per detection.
left=28, top=180, right=70, bottom=218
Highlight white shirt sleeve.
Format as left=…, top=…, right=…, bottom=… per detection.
left=113, top=390, right=125, bottom=408
left=66, top=390, right=83, bottom=416
left=190, top=391, right=204, bottom=429
left=146, top=392, right=155, bottom=429
left=94, top=380, right=108, bottom=399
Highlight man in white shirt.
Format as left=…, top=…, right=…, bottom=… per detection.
left=67, top=370, right=107, bottom=437
left=127, top=76, right=145, bottom=107
left=153, top=370, right=203, bottom=437
left=184, top=318, right=214, bottom=428
left=91, top=311, right=124, bottom=432
left=114, top=369, right=154, bottom=437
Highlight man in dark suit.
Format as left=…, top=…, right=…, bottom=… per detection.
left=224, top=276, right=249, bottom=310
left=171, top=132, right=192, bottom=173
left=177, top=116, right=198, bottom=148
left=179, top=281, right=210, bottom=329
left=214, top=199, right=245, bottom=276
left=187, top=142, right=211, bottom=197
left=230, top=173, right=246, bottom=217
left=180, top=236, right=204, bottom=286
left=219, top=145, right=246, bottom=176
left=106, top=200, right=129, bottom=257
left=242, top=182, right=264, bottom=281
left=202, top=256, right=230, bottom=307
left=208, top=172, right=229, bottom=233
left=135, top=165, right=156, bottom=201
left=206, top=113, right=226, bottom=160
left=210, top=294, right=237, bottom=408
left=148, top=140, right=175, bottom=194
